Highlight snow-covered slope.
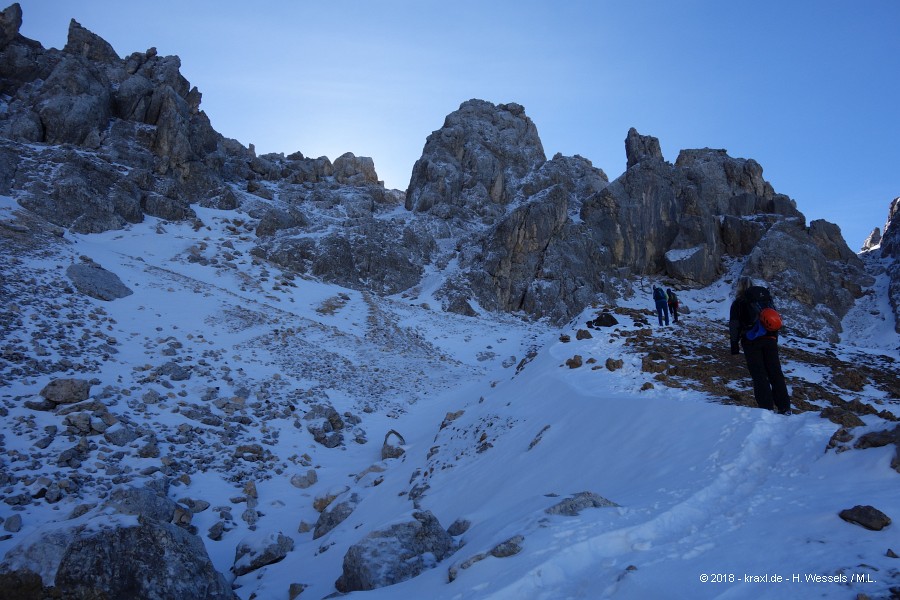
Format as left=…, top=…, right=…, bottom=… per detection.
left=1, top=195, right=898, bottom=599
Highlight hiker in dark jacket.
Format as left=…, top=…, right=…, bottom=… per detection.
left=652, top=286, right=669, bottom=326
left=667, top=288, right=679, bottom=323
left=729, top=276, right=791, bottom=414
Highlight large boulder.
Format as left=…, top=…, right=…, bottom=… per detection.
left=0, top=516, right=235, bottom=600
left=66, top=261, right=133, bottom=301
left=232, top=531, right=295, bottom=576
left=334, top=510, right=457, bottom=592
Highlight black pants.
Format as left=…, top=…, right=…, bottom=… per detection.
left=669, top=302, right=678, bottom=322
left=741, top=336, right=790, bottom=413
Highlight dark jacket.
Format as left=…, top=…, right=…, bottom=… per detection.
left=729, top=286, right=777, bottom=353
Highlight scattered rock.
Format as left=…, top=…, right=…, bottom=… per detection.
left=575, top=329, right=593, bottom=340
left=381, top=429, right=406, bottom=460
left=3, top=514, right=22, bottom=533
left=440, top=411, right=464, bottom=430
left=490, top=535, right=524, bottom=558
left=838, top=505, right=892, bottom=531
left=545, top=491, right=619, bottom=516
left=313, top=486, right=349, bottom=513
left=313, top=493, right=359, bottom=539
left=591, top=312, right=619, bottom=327
left=565, top=355, right=583, bottom=369
left=447, top=518, right=471, bottom=537
left=819, top=407, right=866, bottom=428
left=232, top=531, right=295, bottom=576
left=288, top=582, right=307, bottom=599
left=290, top=469, right=318, bottom=489
left=605, top=358, right=624, bottom=371
left=39, top=379, right=92, bottom=405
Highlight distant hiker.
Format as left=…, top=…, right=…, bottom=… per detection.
left=666, top=288, right=679, bottom=323
left=652, top=286, right=669, bottom=326
left=728, top=276, right=790, bottom=414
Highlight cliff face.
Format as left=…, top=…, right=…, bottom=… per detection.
left=406, top=109, right=869, bottom=338
left=880, top=197, right=900, bottom=332
left=0, top=3, right=879, bottom=340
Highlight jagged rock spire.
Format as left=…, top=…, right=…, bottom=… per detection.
left=625, top=127, right=663, bottom=168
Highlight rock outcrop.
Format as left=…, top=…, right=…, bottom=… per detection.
left=412, top=105, right=866, bottom=335
left=334, top=510, right=456, bottom=592
left=880, top=197, right=900, bottom=333
left=66, top=260, right=133, bottom=300
left=0, top=481, right=234, bottom=599
left=862, top=227, right=882, bottom=251
left=0, top=3, right=877, bottom=340
left=406, top=99, right=546, bottom=225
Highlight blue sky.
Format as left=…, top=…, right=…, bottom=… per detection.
left=13, top=0, right=899, bottom=248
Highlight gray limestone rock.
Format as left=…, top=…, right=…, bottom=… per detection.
left=105, top=484, right=179, bottom=523
left=66, top=261, right=133, bottom=301
left=0, top=513, right=234, bottom=599
left=335, top=510, right=456, bottom=592
left=232, top=531, right=295, bottom=576
left=490, top=534, right=524, bottom=558
left=545, top=491, right=619, bottom=516
left=56, top=519, right=235, bottom=598
left=0, top=3, right=22, bottom=50
left=39, top=378, right=91, bottom=405
left=333, top=152, right=379, bottom=185
left=742, top=219, right=872, bottom=342
left=406, top=99, right=546, bottom=223
left=625, top=127, right=663, bottom=168
left=63, top=19, right=120, bottom=64
left=862, top=227, right=882, bottom=251
left=881, top=198, right=900, bottom=333
left=290, top=469, right=318, bottom=489
left=313, top=493, right=359, bottom=539
left=882, top=197, right=900, bottom=259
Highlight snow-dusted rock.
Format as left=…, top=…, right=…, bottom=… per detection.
left=879, top=197, right=900, bottom=333
left=313, top=493, right=359, bottom=539
left=232, top=530, right=294, bottom=576
left=838, top=505, right=892, bottom=531
left=335, top=510, right=456, bottom=592
left=66, top=261, right=133, bottom=301
left=406, top=99, right=546, bottom=220
left=0, top=514, right=234, bottom=599
left=290, top=469, right=318, bottom=489
left=545, top=491, right=619, bottom=516
left=625, top=127, right=664, bottom=169
left=39, top=378, right=91, bottom=405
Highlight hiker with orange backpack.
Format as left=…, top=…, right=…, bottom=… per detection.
left=728, top=276, right=791, bottom=414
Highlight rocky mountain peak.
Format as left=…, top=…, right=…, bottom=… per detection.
left=64, top=18, right=120, bottom=64
left=405, top=99, right=546, bottom=223
left=882, top=197, right=900, bottom=259
left=625, top=127, right=663, bottom=168
left=0, top=3, right=886, bottom=340
left=0, top=2, right=20, bottom=48
left=862, top=227, right=882, bottom=252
